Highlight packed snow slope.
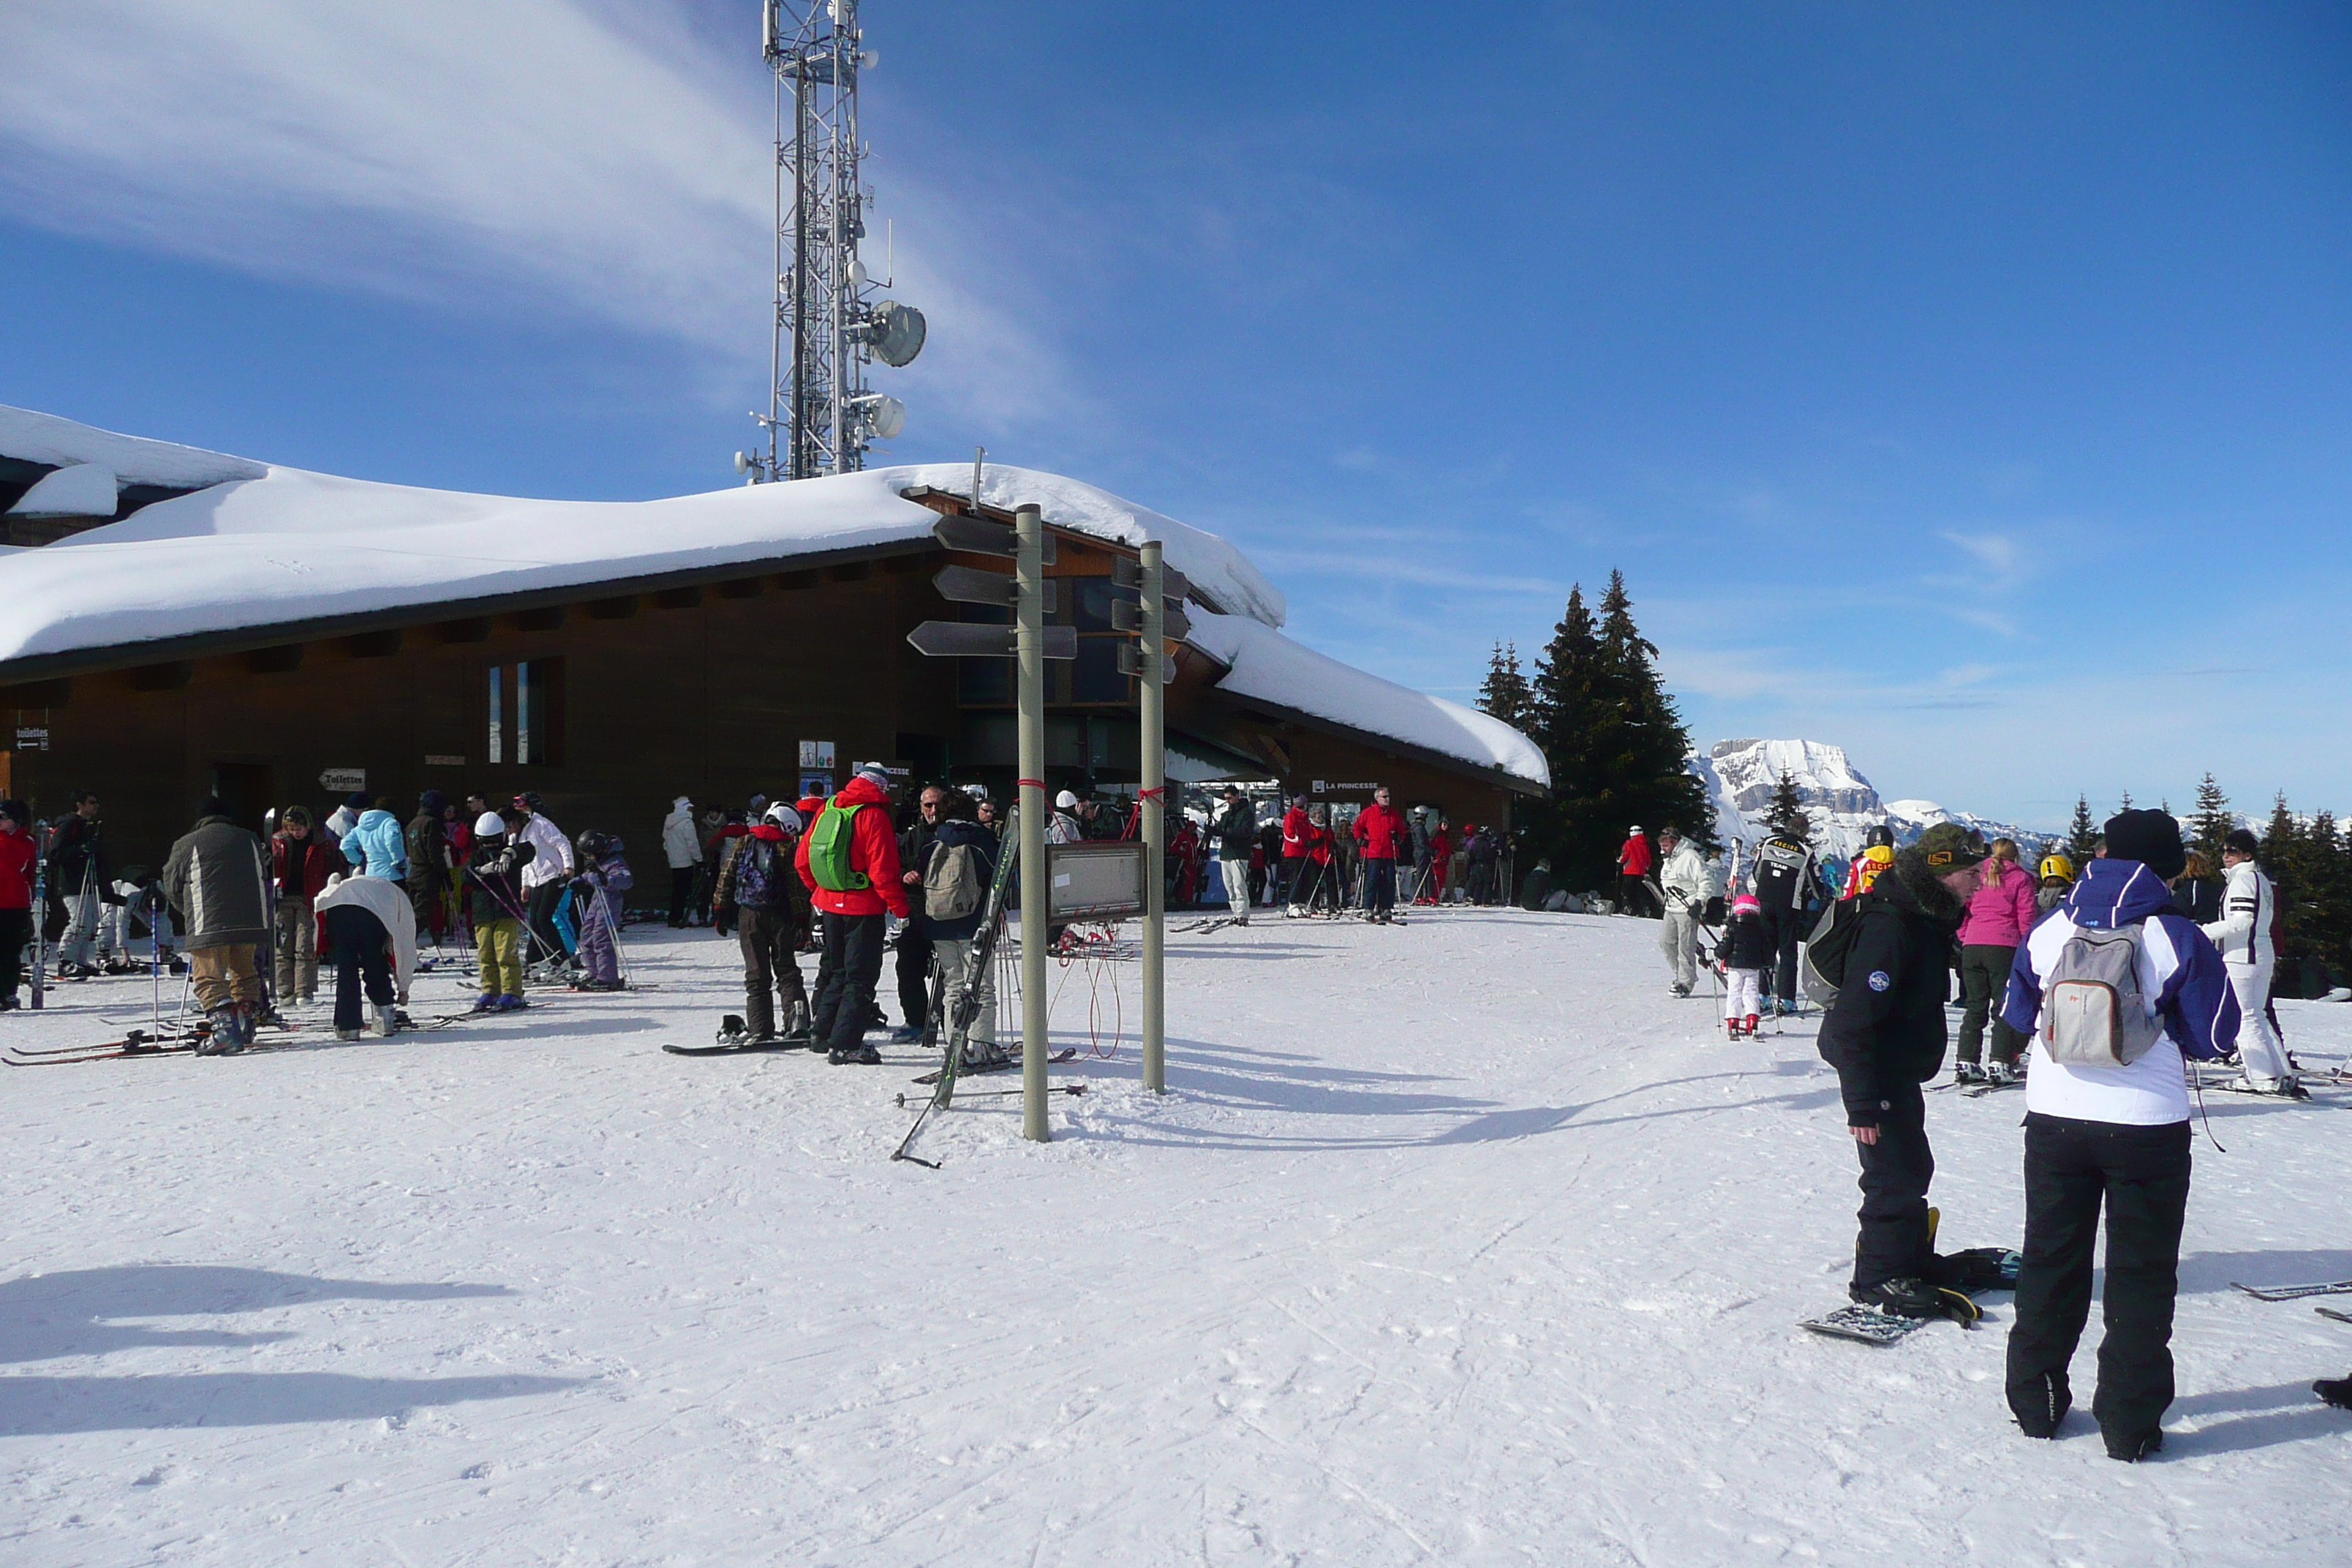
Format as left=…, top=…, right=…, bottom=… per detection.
left=4, top=916, right=2347, bottom=1567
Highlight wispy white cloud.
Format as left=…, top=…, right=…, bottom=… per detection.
left=0, top=0, right=1070, bottom=429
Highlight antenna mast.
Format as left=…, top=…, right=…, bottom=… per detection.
left=741, top=1, right=925, bottom=483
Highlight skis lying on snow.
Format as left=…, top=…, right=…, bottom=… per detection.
left=663, top=1037, right=810, bottom=1058
left=1801, top=1248, right=2020, bottom=1346
left=896, top=1082, right=1085, bottom=1109
left=1964, top=1078, right=2024, bottom=1099
left=2231, top=1278, right=2352, bottom=1302
left=2315, top=1306, right=2352, bottom=1325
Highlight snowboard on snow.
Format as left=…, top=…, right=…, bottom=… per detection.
left=1801, top=1247, right=2020, bottom=1346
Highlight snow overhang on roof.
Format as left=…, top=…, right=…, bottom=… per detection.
left=0, top=407, right=1284, bottom=674
left=1185, top=609, right=1550, bottom=795
left=0, top=404, right=266, bottom=491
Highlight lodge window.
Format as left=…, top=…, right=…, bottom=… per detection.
left=487, top=658, right=567, bottom=765
left=957, top=578, right=1132, bottom=706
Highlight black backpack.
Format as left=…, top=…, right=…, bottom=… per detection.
left=1799, top=895, right=1870, bottom=1009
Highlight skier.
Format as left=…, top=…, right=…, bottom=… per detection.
left=404, top=791, right=451, bottom=946
left=1716, top=893, right=1772, bottom=1038
left=513, top=792, right=574, bottom=977
left=570, top=831, right=633, bottom=992
left=1466, top=824, right=1501, bottom=906
left=1280, top=794, right=1314, bottom=915
left=465, top=810, right=535, bottom=1011
left=797, top=764, right=908, bottom=1065
left=270, top=805, right=336, bottom=1005
left=1657, top=826, right=1716, bottom=995
left=2035, top=851, right=2075, bottom=913
left=1842, top=823, right=1895, bottom=898
left=1423, top=818, right=1453, bottom=905
left=314, top=870, right=416, bottom=1040
left=712, top=803, right=810, bottom=1041
left=891, top=786, right=946, bottom=1043
left=1212, top=786, right=1256, bottom=924
left=1748, top=820, right=1814, bottom=1014
left=339, top=796, right=409, bottom=885
left=1352, top=785, right=1407, bottom=924
left=1997, top=809, right=2239, bottom=1458
left=1817, top=823, right=1990, bottom=1320
left=2201, top=827, right=2302, bottom=1096
left=661, top=795, right=701, bottom=927
left=2168, top=851, right=2220, bottom=923
left=1047, top=789, right=1084, bottom=846
left=922, top=790, right=1000, bottom=1060
left=1616, top=825, right=1654, bottom=916
left=1953, top=834, right=2039, bottom=1086
left=0, top=802, right=34, bottom=1008
left=438, top=795, right=474, bottom=944
left=45, top=791, right=103, bottom=980
left=160, top=797, right=274, bottom=1055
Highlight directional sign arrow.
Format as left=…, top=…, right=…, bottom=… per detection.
left=1112, top=555, right=1190, bottom=600
left=1117, top=643, right=1179, bottom=682
left=1109, top=599, right=1191, bottom=638
left=932, top=512, right=1056, bottom=565
left=932, top=564, right=1056, bottom=614
left=908, top=622, right=1077, bottom=659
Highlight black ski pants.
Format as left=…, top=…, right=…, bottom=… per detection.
left=736, top=905, right=807, bottom=1039
left=322, top=904, right=395, bottom=1034
left=1763, top=905, right=1804, bottom=1002
left=526, top=880, right=567, bottom=965
left=668, top=866, right=695, bottom=926
left=895, top=914, right=931, bottom=1030
left=1851, top=1080, right=1934, bottom=1291
left=0, top=907, right=29, bottom=1000
left=2007, top=1114, right=2191, bottom=1445
left=1957, top=943, right=2025, bottom=1066
left=810, top=911, right=887, bottom=1054
left=1362, top=857, right=1397, bottom=916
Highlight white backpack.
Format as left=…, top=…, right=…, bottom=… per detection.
left=2040, top=921, right=2164, bottom=1067
left=923, top=840, right=987, bottom=921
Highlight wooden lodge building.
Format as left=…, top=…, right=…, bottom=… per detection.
left=0, top=406, right=1548, bottom=872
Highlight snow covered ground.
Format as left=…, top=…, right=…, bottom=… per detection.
left=4, top=911, right=2348, bottom=1566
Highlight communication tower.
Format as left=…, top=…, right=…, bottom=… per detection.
left=738, top=1, right=926, bottom=482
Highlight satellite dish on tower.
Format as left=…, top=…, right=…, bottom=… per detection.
left=869, top=299, right=927, bottom=368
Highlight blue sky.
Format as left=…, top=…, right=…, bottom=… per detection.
left=3, top=1, right=2347, bottom=828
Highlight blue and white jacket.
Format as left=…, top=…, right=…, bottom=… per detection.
left=2000, top=857, right=2239, bottom=1126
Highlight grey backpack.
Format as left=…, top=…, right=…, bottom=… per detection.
left=2040, top=922, right=2164, bottom=1066
left=923, top=840, right=987, bottom=921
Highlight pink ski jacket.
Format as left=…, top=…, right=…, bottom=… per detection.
left=1957, top=858, right=2039, bottom=949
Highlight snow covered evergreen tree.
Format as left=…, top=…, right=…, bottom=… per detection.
left=2190, top=773, right=2233, bottom=867
left=2067, top=795, right=2098, bottom=862
left=1765, top=769, right=1808, bottom=834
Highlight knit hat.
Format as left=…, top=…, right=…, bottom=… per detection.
left=1914, top=822, right=1989, bottom=875
left=474, top=810, right=507, bottom=837
left=197, top=796, right=229, bottom=821
left=345, top=791, right=371, bottom=810
left=853, top=764, right=893, bottom=793
left=1731, top=893, right=1760, bottom=916
left=2103, top=809, right=2187, bottom=881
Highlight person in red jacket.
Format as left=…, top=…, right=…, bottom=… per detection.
left=0, top=801, right=36, bottom=1008
left=271, top=805, right=338, bottom=1003
left=796, top=764, right=908, bottom=1064
left=1279, top=793, right=1314, bottom=915
left=1352, top=785, right=1409, bottom=924
left=1617, top=824, right=1656, bottom=917
left=1424, top=821, right=1455, bottom=904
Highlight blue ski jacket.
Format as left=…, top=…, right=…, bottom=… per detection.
left=340, top=808, right=410, bottom=881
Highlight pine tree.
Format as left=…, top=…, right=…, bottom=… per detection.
left=2189, top=773, right=2232, bottom=868
left=2118, top=790, right=2134, bottom=811
left=2067, top=795, right=2098, bottom=862
left=1477, top=641, right=1535, bottom=734
left=2302, top=810, right=2352, bottom=985
left=2262, top=794, right=2311, bottom=965
left=1765, top=769, right=1808, bottom=834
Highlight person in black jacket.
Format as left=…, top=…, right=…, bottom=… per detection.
left=2168, top=851, right=2222, bottom=924
left=1817, top=822, right=1991, bottom=1318
left=889, top=785, right=945, bottom=1043
left=923, top=793, right=1001, bottom=1061
left=1714, top=894, right=1776, bottom=1038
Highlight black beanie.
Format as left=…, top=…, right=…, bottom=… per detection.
left=2103, top=809, right=2185, bottom=881
left=197, top=796, right=230, bottom=822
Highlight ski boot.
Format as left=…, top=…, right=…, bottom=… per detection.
left=1986, top=1060, right=2016, bottom=1087
left=195, top=1006, right=246, bottom=1056
left=470, top=992, right=500, bottom=1014
left=497, top=994, right=528, bottom=1012
left=1725, top=1017, right=1742, bottom=1042
left=1671, top=981, right=1692, bottom=998
left=1742, top=1013, right=1759, bottom=1037
left=780, top=1001, right=813, bottom=1044
left=1955, top=1060, right=1986, bottom=1086
left=888, top=1025, right=923, bottom=1045
left=370, top=1003, right=398, bottom=1039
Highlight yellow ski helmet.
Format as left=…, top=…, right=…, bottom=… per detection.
left=2038, top=852, right=2076, bottom=885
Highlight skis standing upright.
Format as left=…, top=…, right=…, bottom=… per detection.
left=894, top=804, right=1028, bottom=1166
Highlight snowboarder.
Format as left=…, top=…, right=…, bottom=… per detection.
left=314, top=870, right=416, bottom=1040
left=465, top=810, right=535, bottom=1011
left=1997, top=809, right=2239, bottom=1458
left=1616, top=825, right=1654, bottom=917
left=2201, top=828, right=2299, bottom=1096
left=1212, top=786, right=1256, bottom=924
left=1352, top=785, right=1407, bottom=923
left=797, top=764, right=909, bottom=1065
left=1748, top=821, right=1814, bottom=1014
left=1953, top=834, right=2038, bottom=1085
left=1816, top=823, right=1988, bottom=1320
left=160, top=797, right=273, bottom=1054
left=1656, top=825, right=1714, bottom=995
left=661, top=795, right=701, bottom=926
left=713, top=803, right=810, bottom=1041
left=1715, top=893, right=1771, bottom=1037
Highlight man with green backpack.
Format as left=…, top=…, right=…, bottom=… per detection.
left=795, top=764, right=910, bottom=1064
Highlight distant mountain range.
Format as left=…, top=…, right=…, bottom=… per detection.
left=1687, top=738, right=2048, bottom=863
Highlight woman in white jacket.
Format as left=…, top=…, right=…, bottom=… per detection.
left=2201, top=829, right=2302, bottom=1096
left=661, top=796, right=701, bottom=927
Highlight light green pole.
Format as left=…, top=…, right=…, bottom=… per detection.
left=1016, top=504, right=1051, bottom=1142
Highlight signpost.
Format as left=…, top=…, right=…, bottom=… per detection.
left=1112, top=549, right=1182, bottom=1093
left=906, top=502, right=1072, bottom=1142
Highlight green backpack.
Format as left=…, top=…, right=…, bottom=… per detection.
left=804, top=798, right=870, bottom=892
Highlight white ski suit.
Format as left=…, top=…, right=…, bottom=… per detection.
left=2202, top=859, right=2291, bottom=1088
left=1656, top=840, right=1717, bottom=992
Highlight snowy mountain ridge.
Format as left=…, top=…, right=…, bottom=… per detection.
left=1689, top=738, right=2045, bottom=862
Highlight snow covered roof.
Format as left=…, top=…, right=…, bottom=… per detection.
left=0, top=408, right=1284, bottom=670
left=1186, top=610, right=1549, bottom=793
left=0, top=404, right=266, bottom=491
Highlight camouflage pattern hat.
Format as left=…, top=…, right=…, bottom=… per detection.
left=1914, top=822, right=1989, bottom=873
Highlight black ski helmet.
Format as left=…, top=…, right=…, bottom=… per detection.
left=1863, top=823, right=1894, bottom=850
